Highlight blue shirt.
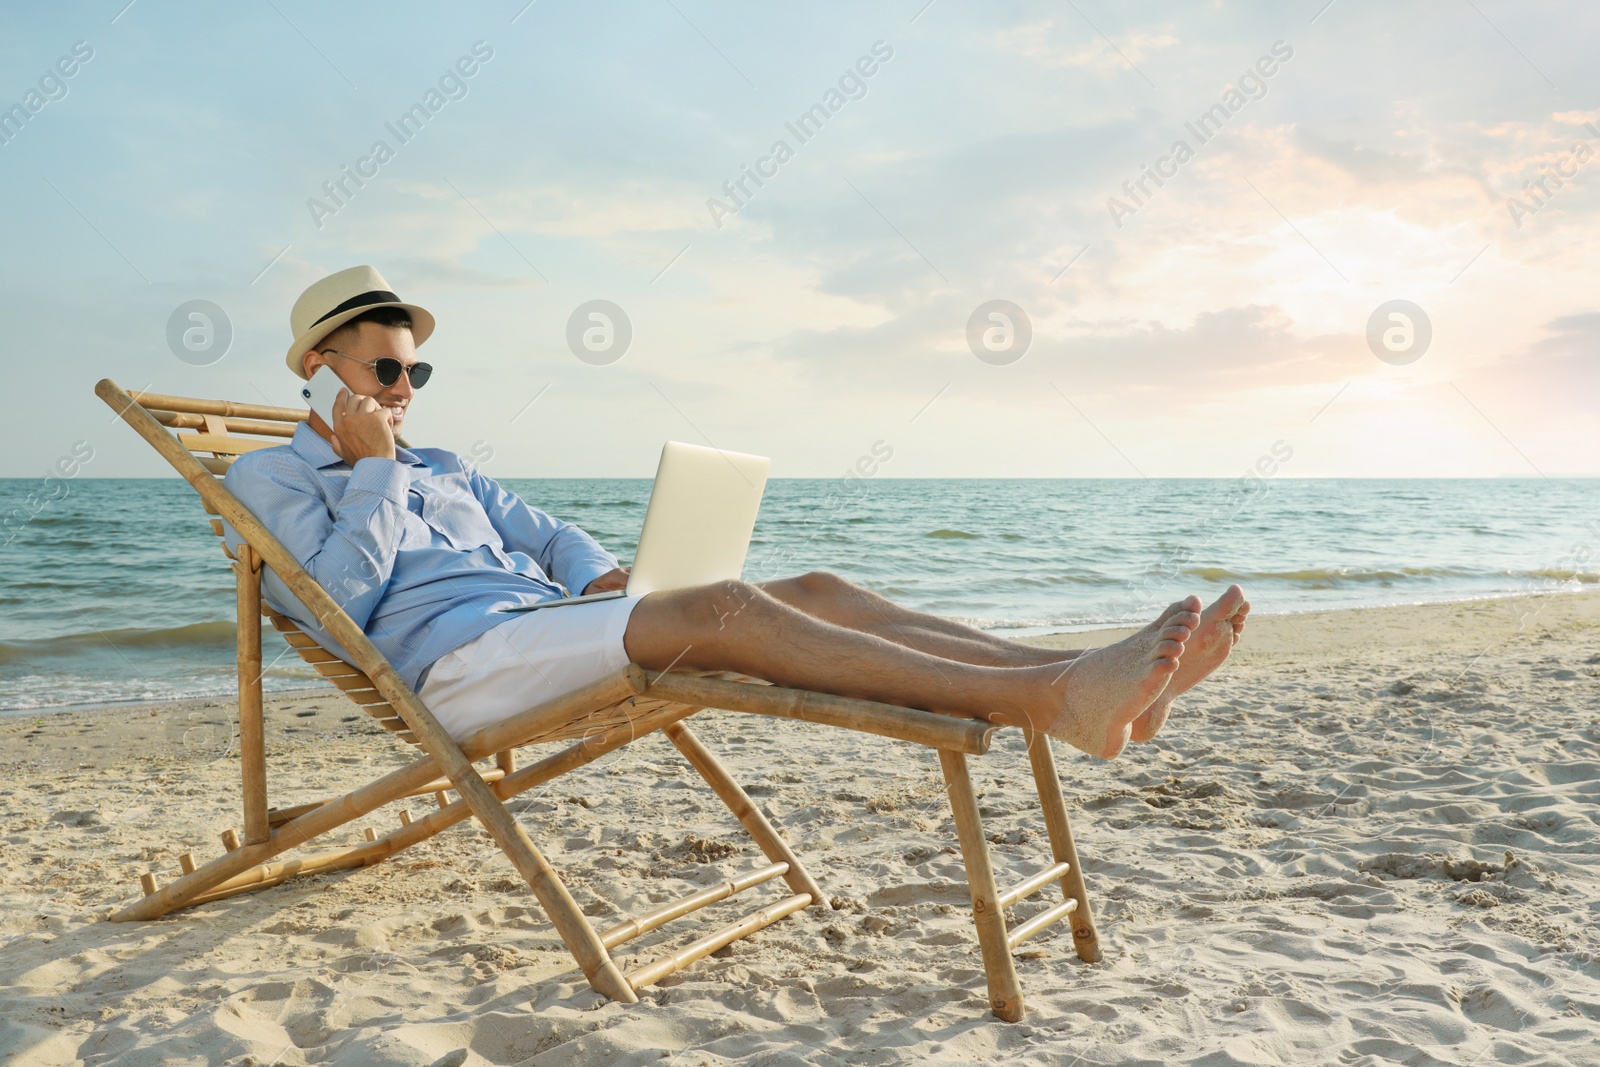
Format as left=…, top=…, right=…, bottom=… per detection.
left=222, top=423, right=619, bottom=689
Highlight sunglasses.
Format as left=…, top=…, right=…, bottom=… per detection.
left=319, top=349, right=433, bottom=389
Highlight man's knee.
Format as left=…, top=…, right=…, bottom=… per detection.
left=686, top=578, right=768, bottom=627
left=634, top=579, right=767, bottom=644
left=794, top=570, right=852, bottom=600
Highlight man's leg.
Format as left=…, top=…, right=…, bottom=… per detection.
left=758, top=571, right=1080, bottom=667
left=622, top=579, right=1195, bottom=759
left=760, top=571, right=1249, bottom=743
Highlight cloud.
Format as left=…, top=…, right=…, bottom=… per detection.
left=380, top=256, right=538, bottom=290
left=1493, top=311, right=1600, bottom=393
left=996, top=19, right=1178, bottom=71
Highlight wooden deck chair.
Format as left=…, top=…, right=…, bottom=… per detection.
left=96, top=378, right=1102, bottom=1021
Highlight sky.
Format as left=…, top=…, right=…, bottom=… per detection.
left=3, top=0, right=1599, bottom=479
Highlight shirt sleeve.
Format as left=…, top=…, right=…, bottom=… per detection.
left=223, top=452, right=412, bottom=630
left=468, top=467, right=619, bottom=596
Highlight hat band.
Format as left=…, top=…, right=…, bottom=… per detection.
left=309, top=289, right=402, bottom=328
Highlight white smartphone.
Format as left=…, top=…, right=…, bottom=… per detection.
left=299, top=366, right=346, bottom=429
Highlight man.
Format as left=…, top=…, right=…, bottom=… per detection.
left=226, top=266, right=1250, bottom=760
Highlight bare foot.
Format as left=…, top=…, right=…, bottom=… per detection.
left=1035, top=596, right=1199, bottom=759
left=1129, top=585, right=1249, bottom=742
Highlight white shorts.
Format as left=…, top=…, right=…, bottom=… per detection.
left=418, top=595, right=643, bottom=741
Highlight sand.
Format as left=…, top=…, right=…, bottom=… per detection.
left=2, top=591, right=1599, bottom=1066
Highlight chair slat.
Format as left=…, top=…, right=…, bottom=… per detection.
left=325, top=674, right=381, bottom=693
left=221, top=417, right=296, bottom=437
left=129, top=390, right=308, bottom=424
left=294, top=647, right=343, bottom=664
left=313, top=660, right=371, bottom=680
left=198, top=456, right=232, bottom=475
left=178, top=433, right=279, bottom=457
left=155, top=409, right=302, bottom=437
left=210, top=519, right=225, bottom=538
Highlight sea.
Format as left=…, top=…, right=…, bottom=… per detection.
left=1, top=477, right=1596, bottom=714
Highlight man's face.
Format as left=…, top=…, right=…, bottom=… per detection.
left=301, top=321, right=419, bottom=437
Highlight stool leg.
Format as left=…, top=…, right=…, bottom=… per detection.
left=1025, top=731, right=1100, bottom=963
left=938, top=749, right=1024, bottom=1021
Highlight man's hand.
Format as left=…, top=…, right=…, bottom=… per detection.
left=329, top=388, right=397, bottom=464
left=583, top=567, right=630, bottom=595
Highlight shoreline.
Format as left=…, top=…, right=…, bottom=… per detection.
left=4, top=588, right=1596, bottom=777
left=7, top=585, right=1596, bottom=723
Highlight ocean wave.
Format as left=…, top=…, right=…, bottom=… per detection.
left=1183, top=565, right=1600, bottom=586
left=1524, top=569, right=1600, bottom=583
left=0, top=672, right=321, bottom=713
left=1184, top=565, right=1477, bottom=584
left=959, top=613, right=1140, bottom=632
left=1007, top=573, right=1124, bottom=587
left=0, top=621, right=238, bottom=665
left=925, top=529, right=979, bottom=539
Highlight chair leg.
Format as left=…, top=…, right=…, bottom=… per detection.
left=113, top=748, right=450, bottom=921
left=236, top=544, right=269, bottom=846
left=663, top=721, right=827, bottom=908
left=447, top=763, right=637, bottom=1004
left=495, top=749, right=515, bottom=775
left=938, top=748, right=1024, bottom=1022
left=1024, top=732, right=1101, bottom=963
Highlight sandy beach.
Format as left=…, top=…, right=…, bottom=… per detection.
left=3, top=590, right=1598, bottom=1066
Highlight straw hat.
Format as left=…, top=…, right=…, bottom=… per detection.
left=284, top=265, right=435, bottom=379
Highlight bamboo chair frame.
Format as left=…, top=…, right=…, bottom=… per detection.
left=96, top=378, right=1101, bottom=1021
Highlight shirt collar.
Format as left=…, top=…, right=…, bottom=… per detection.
left=290, top=421, right=424, bottom=470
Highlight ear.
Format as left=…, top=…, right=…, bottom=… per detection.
left=302, top=349, right=326, bottom=376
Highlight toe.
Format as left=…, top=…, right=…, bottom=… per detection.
left=1130, top=702, right=1170, bottom=742
left=1154, top=640, right=1184, bottom=661
left=1206, top=585, right=1246, bottom=617
left=1101, top=725, right=1132, bottom=760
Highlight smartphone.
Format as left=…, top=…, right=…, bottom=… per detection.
left=299, top=366, right=346, bottom=429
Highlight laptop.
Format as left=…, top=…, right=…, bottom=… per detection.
left=504, top=440, right=771, bottom=611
